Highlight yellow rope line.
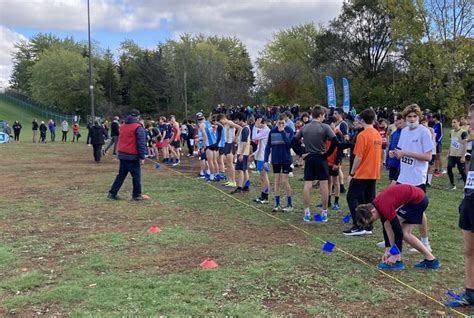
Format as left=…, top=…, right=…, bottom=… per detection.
left=148, top=158, right=468, bottom=317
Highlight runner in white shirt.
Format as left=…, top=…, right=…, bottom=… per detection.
left=391, top=104, right=433, bottom=252
left=251, top=117, right=271, bottom=204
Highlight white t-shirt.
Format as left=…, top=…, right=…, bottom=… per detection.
left=252, top=126, right=270, bottom=161
left=397, top=125, right=434, bottom=186
left=226, top=126, right=235, bottom=143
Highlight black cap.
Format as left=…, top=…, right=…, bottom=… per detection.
left=129, top=109, right=140, bottom=117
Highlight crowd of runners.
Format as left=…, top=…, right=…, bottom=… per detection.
left=6, top=103, right=474, bottom=307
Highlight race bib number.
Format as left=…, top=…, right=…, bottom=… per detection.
left=451, top=140, right=461, bottom=149
left=466, top=171, right=474, bottom=190
left=401, top=156, right=414, bottom=166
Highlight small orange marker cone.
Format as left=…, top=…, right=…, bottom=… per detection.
left=200, top=258, right=218, bottom=269
left=147, top=226, right=161, bottom=234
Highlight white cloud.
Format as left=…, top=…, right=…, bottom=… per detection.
left=0, top=26, right=27, bottom=89
left=0, top=0, right=343, bottom=86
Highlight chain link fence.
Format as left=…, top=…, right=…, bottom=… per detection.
left=0, top=92, right=81, bottom=124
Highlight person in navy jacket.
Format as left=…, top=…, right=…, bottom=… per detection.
left=108, top=109, right=149, bottom=201
left=264, top=114, right=294, bottom=212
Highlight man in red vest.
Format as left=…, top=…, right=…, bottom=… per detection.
left=108, top=109, right=149, bottom=201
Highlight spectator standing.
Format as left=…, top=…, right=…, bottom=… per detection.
left=104, top=116, right=120, bottom=156
left=89, top=120, right=108, bottom=162
left=108, top=109, right=149, bottom=201
left=61, top=120, right=69, bottom=142
left=48, top=119, right=56, bottom=142
left=12, top=121, right=22, bottom=142
left=39, top=121, right=47, bottom=143
left=32, top=119, right=38, bottom=143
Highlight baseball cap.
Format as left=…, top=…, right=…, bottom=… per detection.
left=196, top=112, right=205, bottom=120
left=129, top=109, right=140, bottom=117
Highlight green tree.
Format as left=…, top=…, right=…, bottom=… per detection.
left=29, top=47, right=96, bottom=114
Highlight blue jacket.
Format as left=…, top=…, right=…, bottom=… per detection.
left=264, top=126, right=294, bottom=164
left=387, top=128, right=401, bottom=168
left=118, top=116, right=147, bottom=161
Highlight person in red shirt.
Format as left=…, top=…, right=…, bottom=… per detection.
left=325, top=116, right=344, bottom=211
left=355, top=184, right=440, bottom=271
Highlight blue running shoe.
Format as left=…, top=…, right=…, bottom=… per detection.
left=445, top=293, right=473, bottom=308
left=303, top=214, right=311, bottom=222
left=214, top=174, right=222, bottom=181
left=377, top=261, right=406, bottom=271
left=321, top=212, right=328, bottom=223
left=331, top=203, right=340, bottom=211
left=414, top=259, right=441, bottom=269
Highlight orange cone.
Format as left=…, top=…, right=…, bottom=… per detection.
left=147, top=226, right=161, bottom=234
left=200, top=258, right=218, bottom=269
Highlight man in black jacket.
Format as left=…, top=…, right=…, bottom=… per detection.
left=39, top=121, right=47, bottom=143
left=89, top=121, right=108, bottom=162
left=104, top=116, right=120, bottom=156
left=32, top=119, right=39, bottom=143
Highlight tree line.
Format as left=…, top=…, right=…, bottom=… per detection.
left=8, top=0, right=473, bottom=119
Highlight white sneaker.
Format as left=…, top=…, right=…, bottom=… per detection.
left=376, top=241, right=385, bottom=248
left=289, top=172, right=294, bottom=177
left=408, top=242, right=432, bottom=253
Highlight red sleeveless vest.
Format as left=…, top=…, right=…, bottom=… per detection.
left=118, top=122, right=141, bottom=155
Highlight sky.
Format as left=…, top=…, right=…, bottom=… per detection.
left=0, top=0, right=344, bottom=89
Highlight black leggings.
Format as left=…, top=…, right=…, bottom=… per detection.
left=447, top=156, right=466, bottom=185
left=62, top=131, right=68, bottom=142
left=14, top=131, right=20, bottom=141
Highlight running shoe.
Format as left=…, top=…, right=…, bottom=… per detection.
left=331, top=203, right=340, bottom=211
left=230, top=187, right=242, bottom=194
left=272, top=206, right=282, bottom=212
left=414, top=259, right=441, bottom=269
left=255, top=197, right=269, bottom=204
left=343, top=226, right=366, bottom=236
left=107, top=193, right=121, bottom=200
left=409, top=242, right=432, bottom=253
left=446, top=184, right=457, bottom=191
left=172, top=160, right=181, bottom=166
left=445, top=293, right=473, bottom=308
left=320, top=212, right=328, bottom=223
left=282, top=206, right=293, bottom=212
left=303, top=214, right=311, bottom=222
left=376, top=240, right=386, bottom=248
left=377, top=261, right=406, bottom=271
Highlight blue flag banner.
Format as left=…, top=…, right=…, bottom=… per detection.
left=325, top=76, right=336, bottom=108
left=0, top=132, right=9, bottom=144
left=342, top=77, right=350, bottom=113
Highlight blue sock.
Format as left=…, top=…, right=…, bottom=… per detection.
left=287, top=196, right=292, bottom=207
left=244, top=180, right=251, bottom=188
left=264, top=187, right=269, bottom=194
left=275, top=196, right=280, bottom=207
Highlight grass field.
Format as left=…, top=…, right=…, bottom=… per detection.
left=0, top=101, right=471, bottom=316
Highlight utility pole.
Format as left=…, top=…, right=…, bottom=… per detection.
left=87, top=0, right=95, bottom=121
left=184, top=71, right=188, bottom=118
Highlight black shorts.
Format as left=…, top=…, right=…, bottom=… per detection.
left=235, top=155, right=249, bottom=171
left=436, top=143, right=442, bottom=154
left=396, top=182, right=426, bottom=193
left=272, top=163, right=291, bottom=174
left=224, top=143, right=233, bottom=155
left=389, top=167, right=400, bottom=181
left=218, top=147, right=225, bottom=155
left=206, top=144, right=218, bottom=151
left=171, top=140, right=180, bottom=148
left=459, top=197, right=474, bottom=232
left=199, top=149, right=207, bottom=161
left=328, top=166, right=339, bottom=177
left=397, top=195, right=428, bottom=224
left=303, top=154, right=329, bottom=181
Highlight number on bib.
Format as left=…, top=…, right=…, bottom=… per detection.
left=401, top=156, right=414, bottom=166
left=466, top=171, right=474, bottom=190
